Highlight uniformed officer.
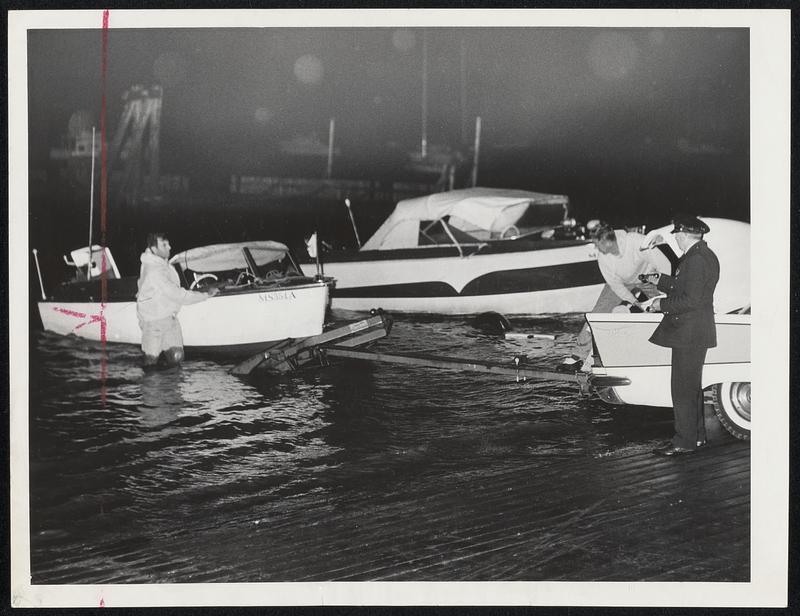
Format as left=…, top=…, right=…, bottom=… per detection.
left=642, top=215, right=719, bottom=456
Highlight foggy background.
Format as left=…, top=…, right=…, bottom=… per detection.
left=27, top=26, right=749, bottom=283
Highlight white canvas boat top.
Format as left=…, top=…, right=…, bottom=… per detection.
left=170, top=241, right=289, bottom=272
left=362, top=187, right=569, bottom=251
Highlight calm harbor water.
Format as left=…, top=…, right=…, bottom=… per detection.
left=28, top=312, right=680, bottom=584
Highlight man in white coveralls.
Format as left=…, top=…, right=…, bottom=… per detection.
left=136, top=232, right=218, bottom=367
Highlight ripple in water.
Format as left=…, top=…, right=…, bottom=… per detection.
left=27, top=313, right=673, bottom=583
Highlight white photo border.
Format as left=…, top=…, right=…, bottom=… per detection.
left=8, top=8, right=790, bottom=608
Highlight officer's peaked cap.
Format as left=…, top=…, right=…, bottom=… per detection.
left=670, top=215, right=710, bottom=235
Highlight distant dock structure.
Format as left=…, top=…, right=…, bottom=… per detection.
left=49, top=85, right=169, bottom=205
left=229, top=175, right=439, bottom=206
left=108, top=85, right=163, bottom=205
left=45, top=84, right=461, bottom=210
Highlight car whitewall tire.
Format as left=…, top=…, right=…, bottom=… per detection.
left=710, top=381, right=751, bottom=440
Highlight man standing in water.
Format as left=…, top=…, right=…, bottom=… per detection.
left=136, top=232, right=218, bottom=368
left=645, top=216, right=719, bottom=456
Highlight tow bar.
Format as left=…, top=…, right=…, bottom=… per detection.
left=230, top=310, right=617, bottom=389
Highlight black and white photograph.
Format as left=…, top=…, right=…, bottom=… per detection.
left=8, top=8, right=789, bottom=608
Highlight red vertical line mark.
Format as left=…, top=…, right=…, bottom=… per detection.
left=99, top=9, right=110, bottom=403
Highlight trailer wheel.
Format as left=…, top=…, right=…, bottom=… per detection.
left=710, top=382, right=751, bottom=440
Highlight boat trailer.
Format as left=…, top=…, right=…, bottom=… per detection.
left=231, top=311, right=625, bottom=390
left=231, top=311, right=393, bottom=376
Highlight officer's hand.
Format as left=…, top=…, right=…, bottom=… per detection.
left=207, top=287, right=220, bottom=297
left=649, top=298, right=661, bottom=312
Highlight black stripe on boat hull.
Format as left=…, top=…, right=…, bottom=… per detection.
left=463, top=260, right=602, bottom=295
left=334, top=261, right=603, bottom=299
left=335, top=281, right=458, bottom=298
left=320, top=238, right=593, bottom=263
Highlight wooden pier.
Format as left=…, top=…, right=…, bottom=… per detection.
left=191, top=437, right=749, bottom=582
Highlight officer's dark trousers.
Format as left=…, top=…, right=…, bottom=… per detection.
left=670, top=346, right=708, bottom=449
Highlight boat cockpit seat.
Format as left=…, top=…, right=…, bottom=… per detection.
left=64, top=245, right=121, bottom=280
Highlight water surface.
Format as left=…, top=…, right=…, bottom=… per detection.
left=28, top=313, right=676, bottom=583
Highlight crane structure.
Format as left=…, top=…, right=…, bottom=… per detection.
left=109, top=84, right=163, bottom=205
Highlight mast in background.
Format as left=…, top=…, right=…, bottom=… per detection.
left=460, top=36, right=468, bottom=145
left=420, top=29, right=428, bottom=159
left=87, top=126, right=96, bottom=279
left=326, top=117, right=336, bottom=179
left=471, top=116, right=482, bottom=187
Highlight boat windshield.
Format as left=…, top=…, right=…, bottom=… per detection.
left=419, top=218, right=481, bottom=246
left=170, top=240, right=304, bottom=289
left=511, top=201, right=569, bottom=237
left=170, top=241, right=290, bottom=272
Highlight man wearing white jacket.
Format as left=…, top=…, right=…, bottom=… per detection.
left=592, top=225, right=667, bottom=307
left=567, top=224, right=673, bottom=371
left=136, top=232, right=218, bottom=367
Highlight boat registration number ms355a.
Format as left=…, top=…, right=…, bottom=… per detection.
left=258, top=290, right=297, bottom=302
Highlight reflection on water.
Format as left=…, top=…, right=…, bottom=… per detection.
left=27, top=314, right=676, bottom=583
left=140, top=368, right=184, bottom=427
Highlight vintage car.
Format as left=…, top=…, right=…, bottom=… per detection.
left=585, top=218, right=750, bottom=439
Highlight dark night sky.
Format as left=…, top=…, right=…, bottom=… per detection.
left=27, top=25, right=750, bottom=240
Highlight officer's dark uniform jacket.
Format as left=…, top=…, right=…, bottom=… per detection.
left=649, top=240, right=719, bottom=349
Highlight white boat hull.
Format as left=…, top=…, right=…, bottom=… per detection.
left=323, top=243, right=604, bottom=315
left=586, top=312, right=750, bottom=408
left=332, top=284, right=605, bottom=315
left=38, top=282, right=330, bottom=353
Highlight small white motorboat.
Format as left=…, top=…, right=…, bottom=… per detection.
left=35, top=241, right=332, bottom=356
left=586, top=218, right=751, bottom=439
left=317, top=187, right=606, bottom=315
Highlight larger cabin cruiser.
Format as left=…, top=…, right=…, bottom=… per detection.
left=318, top=187, right=606, bottom=315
